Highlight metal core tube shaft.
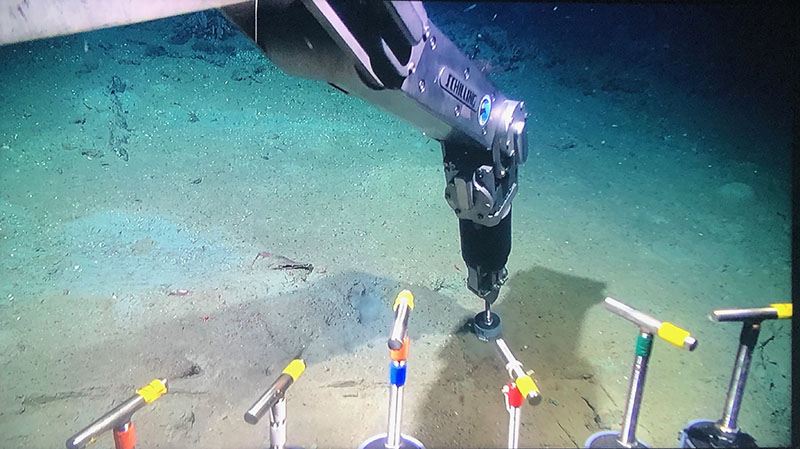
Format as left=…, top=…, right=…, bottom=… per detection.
left=507, top=405, right=520, bottom=449
left=386, top=382, right=405, bottom=449
left=619, top=333, right=651, bottom=447
left=719, top=321, right=760, bottom=434
left=269, top=397, right=287, bottom=449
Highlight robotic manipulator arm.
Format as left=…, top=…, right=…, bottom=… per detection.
left=0, top=0, right=528, bottom=310
left=222, top=0, right=528, bottom=307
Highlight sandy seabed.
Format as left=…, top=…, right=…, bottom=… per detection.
left=0, top=9, right=792, bottom=449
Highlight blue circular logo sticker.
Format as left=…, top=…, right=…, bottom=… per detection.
left=478, top=95, right=492, bottom=126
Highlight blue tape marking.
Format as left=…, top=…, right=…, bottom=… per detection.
left=389, top=362, right=407, bottom=386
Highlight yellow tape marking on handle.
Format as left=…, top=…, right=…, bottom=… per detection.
left=137, top=379, right=167, bottom=403
left=770, top=303, right=792, bottom=319
left=515, top=374, right=539, bottom=398
left=658, top=322, right=691, bottom=348
left=393, top=290, right=415, bottom=311
left=282, top=359, right=306, bottom=381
